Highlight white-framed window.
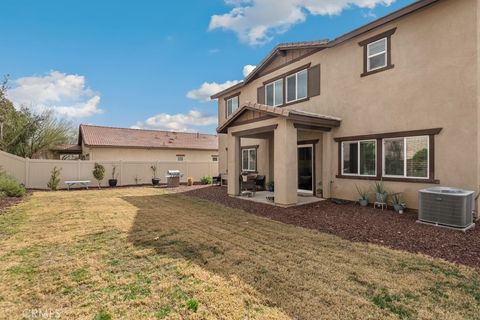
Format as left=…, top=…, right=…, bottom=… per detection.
left=176, top=154, right=185, bottom=162
left=226, top=96, right=239, bottom=117
left=241, top=148, right=256, bottom=172
left=286, top=69, right=308, bottom=103
left=211, top=155, right=218, bottom=162
left=265, top=79, right=283, bottom=106
left=383, top=136, right=429, bottom=179
left=341, top=140, right=376, bottom=176
left=367, top=38, right=387, bottom=72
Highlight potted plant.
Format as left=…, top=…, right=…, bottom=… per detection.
left=355, top=184, right=369, bottom=207
left=374, top=180, right=388, bottom=204
left=92, top=163, right=105, bottom=189
left=266, top=180, right=274, bottom=192
left=109, top=165, right=119, bottom=187
left=151, top=165, right=160, bottom=185
left=390, top=193, right=406, bottom=214
left=316, top=181, right=323, bottom=198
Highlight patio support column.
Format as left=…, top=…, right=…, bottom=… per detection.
left=227, top=132, right=241, bottom=196
left=322, top=131, right=333, bottom=199
left=274, top=118, right=297, bottom=207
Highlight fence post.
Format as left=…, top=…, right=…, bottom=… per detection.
left=25, top=157, right=29, bottom=188
left=119, top=160, right=123, bottom=186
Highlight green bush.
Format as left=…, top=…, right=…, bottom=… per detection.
left=93, top=163, right=105, bottom=188
left=0, top=173, right=26, bottom=197
left=47, top=166, right=61, bottom=191
left=200, top=176, right=212, bottom=185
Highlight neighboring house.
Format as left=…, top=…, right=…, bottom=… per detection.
left=52, top=124, right=219, bottom=162
left=212, top=0, right=480, bottom=208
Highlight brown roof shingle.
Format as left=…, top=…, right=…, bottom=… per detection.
left=79, top=125, right=218, bottom=151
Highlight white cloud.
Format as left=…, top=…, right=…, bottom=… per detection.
left=132, top=110, right=218, bottom=132
left=7, top=70, right=104, bottom=118
left=243, top=64, right=256, bottom=77
left=186, top=80, right=241, bottom=101
left=209, top=0, right=396, bottom=45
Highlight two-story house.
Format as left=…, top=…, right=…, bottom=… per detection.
left=212, top=0, right=480, bottom=209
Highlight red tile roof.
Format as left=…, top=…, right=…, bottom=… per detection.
left=79, top=125, right=218, bottom=151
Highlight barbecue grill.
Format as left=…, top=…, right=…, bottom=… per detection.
left=166, top=170, right=183, bottom=187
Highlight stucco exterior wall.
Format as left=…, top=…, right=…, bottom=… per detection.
left=83, top=146, right=218, bottom=162
left=217, top=0, right=479, bottom=209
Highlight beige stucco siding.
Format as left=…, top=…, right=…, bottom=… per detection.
left=83, top=146, right=218, bottom=162
left=217, top=0, right=478, bottom=208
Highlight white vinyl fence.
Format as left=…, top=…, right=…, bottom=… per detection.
left=0, top=150, right=218, bottom=189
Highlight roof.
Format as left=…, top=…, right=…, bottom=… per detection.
left=216, top=102, right=341, bottom=134
left=211, top=0, right=441, bottom=99
left=50, top=144, right=83, bottom=154
left=79, top=124, right=218, bottom=151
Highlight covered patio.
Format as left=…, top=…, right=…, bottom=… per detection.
left=217, top=102, right=341, bottom=207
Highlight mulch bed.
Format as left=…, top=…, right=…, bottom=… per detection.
left=0, top=196, right=25, bottom=214
left=183, top=186, right=480, bottom=270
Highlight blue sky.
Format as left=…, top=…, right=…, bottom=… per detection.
left=0, top=0, right=415, bottom=134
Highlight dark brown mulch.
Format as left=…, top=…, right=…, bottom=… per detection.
left=0, top=196, right=25, bottom=214
left=183, top=186, right=480, bottom=270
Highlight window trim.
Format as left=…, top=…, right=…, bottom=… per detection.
left=359, top=28, right=396, bottom=77
left=382, top=136, right=430, bottom=180
left=286, top=69, right=308, bottom=103
left=366, top=38, right=387, bottom=72
left=265, top=79, right=284, bottom=107
left=334, top=128, right=441, bottom=184
left=225, top=94, right=239, bottom=118
left=261, top=63, right=312, bottom=107
left=241, top=147, right=257, bottom=172
left=341, top=140, right=377, bottom=177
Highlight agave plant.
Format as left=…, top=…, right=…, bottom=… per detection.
left=373, top=180, right=387, bottom=203
left=355, top=184, right=369, bottom=207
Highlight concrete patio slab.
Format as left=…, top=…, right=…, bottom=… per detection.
left=235, top=191, right=324, bottom=206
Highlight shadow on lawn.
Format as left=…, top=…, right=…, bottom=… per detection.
left=122, top=192, right=480, bottom=320
left=123, top=193, right=348, bottom=319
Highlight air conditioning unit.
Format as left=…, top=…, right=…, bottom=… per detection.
left=418, top=187, right=475, bottom=231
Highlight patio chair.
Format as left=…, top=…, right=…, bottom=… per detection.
left=240, top=173, right=257, bottom=196
left=255, top=175, right=266, bottom=191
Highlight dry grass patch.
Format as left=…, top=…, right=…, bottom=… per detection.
left=0, top=187, right=479, bottom=319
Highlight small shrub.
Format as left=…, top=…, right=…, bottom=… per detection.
left=93, top=310, right=111, bottom=320
left=200, top=176, right=212, bottom=185
left=0, top=173, right=26, bottom=197
left=93, top=163, right=105, bottom=188
left=186, top=298, right=199, bottom=312
left=47, top=166, right=61, bottom=191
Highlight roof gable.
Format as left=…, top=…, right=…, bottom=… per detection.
left=211, top=0, right=442, bottom=100
left=217, top=102, right=341, bottom=134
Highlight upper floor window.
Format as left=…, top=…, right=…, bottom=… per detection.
left=176, top=154, right=185, bottom=162
left=359, top=28, right=396, bottom=77
left=211, top=155, right=218, bottom=162
left=367, top=38, right=387, bottom=72
left=226, top=96, right=239, bottom=118
left=265, top=79, right=283, bottom=106
left=286, top=69, right=308, bottom=103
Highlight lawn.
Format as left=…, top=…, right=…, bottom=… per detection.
left=0, top=188, right=479, bottom=319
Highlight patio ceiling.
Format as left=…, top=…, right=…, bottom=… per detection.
left=217, top=102, right=341, bottom=134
